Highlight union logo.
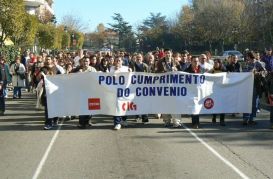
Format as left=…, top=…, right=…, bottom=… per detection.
left=122, top=102, right=137, bottom=111
left=204, top=98, right=214, bottom=109
left=88, top=98, right=101, bottom=110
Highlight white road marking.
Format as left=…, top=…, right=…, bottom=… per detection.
left=181, top=123, right=250, bottom=179
left=32, top=120, right=63, bottom=179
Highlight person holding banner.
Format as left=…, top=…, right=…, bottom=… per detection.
left=74, top=57, right=97, bottom=129
left=208, top=58, right=226, bottom=126
left=39, top=67, right=59, bottom=130
left=110, top=56, right=131, bottom=130
left=242, top=51, right=265, bottom=126
left=131, top=53, right=149, bottom=123
left=185, top=56, right=205, bottom=129
left=157, top=49, right=182, bottom=128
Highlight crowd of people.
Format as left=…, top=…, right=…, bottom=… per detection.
left=0, top=47, right=273, bottom=130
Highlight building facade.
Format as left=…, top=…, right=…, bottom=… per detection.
left=24, top=0, right=54, bottom=17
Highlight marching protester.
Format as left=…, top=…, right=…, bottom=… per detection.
left=30, top=55, right=44, bottom=91
left=185, top=56, right=205, bottom=129
left=10, top=56, right=26, bottom=99
left=157, top=48, right=182, bottom=127
left=242, top=51, right=265, bottom=125
left=64, top=63, right=73, bottom=74
left=226, top=54, right=242, bottom=72
left=110, top=56, right=131, bottom=130
left=74, top=57, right=97, bottom=129
left=179, top=50, right=190, bottom=71
left=39, top=56, right=62, bottom=130
left=253, top=52, right=267, bottom=114
left=199, top=54, right=213, bottom=73
left=38, top=66, right=58, bottom=130
left=261, top=47, right=273, bottom=71
left=131, top=53, right=149, bottom=123
left=145, top=52, right=157, bottom=73
left=208, top=58, right=227, bottom=126
left=96, top=58, right=110, bottom=72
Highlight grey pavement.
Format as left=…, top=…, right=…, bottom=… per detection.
left=0, top=92, right=273, bottom=179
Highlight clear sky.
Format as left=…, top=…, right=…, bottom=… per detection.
left=53, top=0, right=189, bottom=32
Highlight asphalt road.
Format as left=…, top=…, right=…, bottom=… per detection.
left=0, top=92, right=272, bottom=179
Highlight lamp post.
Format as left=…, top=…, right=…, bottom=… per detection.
left=232, top=28, right=238, bottom=50
left=64, top=26, right=68, bottom=51
left=71, top=33, right=75, bottom=50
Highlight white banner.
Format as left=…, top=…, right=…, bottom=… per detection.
left=45, top=72, right=254, bottom=118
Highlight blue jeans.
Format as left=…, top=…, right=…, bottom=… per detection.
left=44, top=99, right=58, bottom=126
left=113, top=116, right=127, bottom=125
left=13, top=87, right=22, bottom=98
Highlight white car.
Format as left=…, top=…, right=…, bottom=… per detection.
left=221, top=50, right=244, bottom=61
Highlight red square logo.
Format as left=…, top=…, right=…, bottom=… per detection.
left=88, top=98, right=101, bottom=110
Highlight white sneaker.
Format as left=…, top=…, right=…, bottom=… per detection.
left=173, top=119, right=181, bottom=128
left=121, top=120, right=128, bottom=127
left=114, top=124, right=121, bottom=130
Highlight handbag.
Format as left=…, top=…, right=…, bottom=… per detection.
left=19, top=73, right=26, bottom=80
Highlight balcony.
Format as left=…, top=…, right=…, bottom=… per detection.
left=24, top=0, right=44, bottom=7
left=24, top=0, right=54, bottom=15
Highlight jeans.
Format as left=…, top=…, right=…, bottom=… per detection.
left=44, top=99, right=58, bottom=126
left=191, top=115, right=199, bottom=125
left=79, top=115, right=91, bottom=125
left=113, top=116, right=127, bottom=125
left=13, top=87, right=22, bottom=98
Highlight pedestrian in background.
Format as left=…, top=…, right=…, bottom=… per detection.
left=0, top=56, right=11, bottom=98
left=10, top=56, right=26, bottom=99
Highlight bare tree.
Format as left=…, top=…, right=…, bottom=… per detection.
left=61, top=14, right=88, bottom=32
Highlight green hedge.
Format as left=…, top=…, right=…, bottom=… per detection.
left=0, top=46, right=20, bottom=64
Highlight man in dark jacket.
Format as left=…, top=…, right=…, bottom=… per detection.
left=132, top=53, right=149, bottom=123
left=156, top=49, right=182, bottom=127
left=185, top=56, right=204, bottom=129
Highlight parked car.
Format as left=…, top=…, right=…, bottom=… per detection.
left=221, top=50, right=244, bottom=62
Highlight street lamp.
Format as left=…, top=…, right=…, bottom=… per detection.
left=232, top=28, right=238, bottom=50
left=71, top=33, right=76, bottom=50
